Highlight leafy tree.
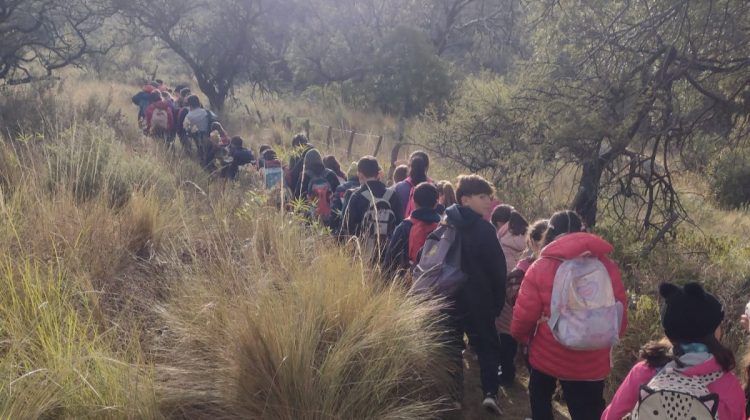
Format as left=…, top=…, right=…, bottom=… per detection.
left=287, top=0, right=525, bottom=90
left=435, top=0, right=750, bottom=239
left=369, top=27, right=454, bottom=116
left=286, top=0, right=423, bottom=89
left=427, top=75, right=550, bottom=213
left=0, top=0, right=113, bottom=85
left=533, top=0, right=750, bottom=232
left=117, top=0, right=286, bottom=111
left=426, top=0, right=528, bottom=73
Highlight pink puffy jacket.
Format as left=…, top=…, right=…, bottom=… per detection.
left=495, top=228, right=526, bottom=334
left=602, top=358, right=746, bottom=420
left=511, top=232, right=628, bottom=380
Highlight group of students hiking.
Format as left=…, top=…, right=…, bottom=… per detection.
left=273, top=137, right=750, bottom=419
left=133, top=81, right=750, bottom=420
left=132, top=80, right=256, bottom=179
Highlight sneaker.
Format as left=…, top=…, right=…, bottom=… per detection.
left=482, top=393, right=501, bottom=415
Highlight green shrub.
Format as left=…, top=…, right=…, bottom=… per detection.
left=0, top=83, right=130, bottom=141
left=368, top=27, right=455, bottom=117
left=608, top=294, right=663, bottom=396
left=708, top=148, right=750, bottom=210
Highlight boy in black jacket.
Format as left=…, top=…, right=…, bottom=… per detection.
left=343, top=156, right=403, bottom=236
left=444, top=174, right=506, bottom=414
left=343, top=157, right=402, bottom=264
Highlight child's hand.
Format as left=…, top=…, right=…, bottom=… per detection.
left=740, top=314, right=749, bottom=333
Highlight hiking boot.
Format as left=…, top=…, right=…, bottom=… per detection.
left=481, top=393, right=501, bottom=415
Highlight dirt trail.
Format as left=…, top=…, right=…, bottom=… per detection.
left=455, top=352, right=571, bottom=420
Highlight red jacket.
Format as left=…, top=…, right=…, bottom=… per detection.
left=407, top=218, right=439, bottom=263
left=511, top=232, right=627, bottom=380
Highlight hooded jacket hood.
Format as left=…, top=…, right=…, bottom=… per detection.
left=410, top=207, right=442, bottom=224
left=445, top=204, right=482, bottom=229
left=303, top=148, right=325, bottom=175
left=154, top=100, right=171, bottom=111
left=303, top=148, right=322, bottom=167
left=540, top=232, right=614, bottom=260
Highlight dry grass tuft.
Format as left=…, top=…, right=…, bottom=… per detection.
left=0, top=78, right=455, bottom=419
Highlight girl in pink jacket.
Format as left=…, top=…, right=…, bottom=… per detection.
left=491, top=205, right=529, bottom=387
left=602, top=282, right=745, bottom=420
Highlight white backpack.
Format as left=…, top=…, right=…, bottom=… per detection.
left=547, top=255, right=623, bottom=350
left=632, top=364, right=722, bottom=420
left=151, top=108, right=169, bottom=132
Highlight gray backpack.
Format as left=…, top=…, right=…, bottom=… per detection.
left=360, top=189, right=396, bottom=260
left=411, top=224, right=467, bottom=298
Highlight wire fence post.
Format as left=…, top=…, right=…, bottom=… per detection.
left=388, top=118, right=406, bottom=181
left=304, top=119, right=310, bottom=141
left=346, top=129, right=356, bottom=160
left=373, top=135, right=384, bottom=157
left=326, top=126, right=333, bottom=149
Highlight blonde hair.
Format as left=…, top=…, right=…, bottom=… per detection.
left=436, top=180, right=457, bottom=207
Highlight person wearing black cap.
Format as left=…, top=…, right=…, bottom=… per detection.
left=602, top=282, right=745, bottom=420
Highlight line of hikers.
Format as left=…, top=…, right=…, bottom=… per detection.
left=133, top=81, right=750, bottom=420
left=132, top=80, right=256, bottom=179
left=259, top=133, right=750, bottom=420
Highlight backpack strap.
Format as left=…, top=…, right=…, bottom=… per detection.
left=362, top=188, right=392, bottom=205
left=382, top=188, right=395, bottom=202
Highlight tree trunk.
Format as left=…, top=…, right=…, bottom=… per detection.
left=571, top=158, right=605, bottom=229
left=205, top=91, right=226, bottom=112
left=195, top=75, right=227, bottom=112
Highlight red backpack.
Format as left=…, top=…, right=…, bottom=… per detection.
left=408, top=218, right=439, bottom=264
left=307, top=171, right=333, bottom=222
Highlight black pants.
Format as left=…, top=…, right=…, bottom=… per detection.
left=498, top=333, right=517, bottom=385
left=444, top=308, right=501, bottom=399
left=528, top=368, right=604, bottom=420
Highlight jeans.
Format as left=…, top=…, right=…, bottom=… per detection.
left=528, top=368, right=605, bottom=420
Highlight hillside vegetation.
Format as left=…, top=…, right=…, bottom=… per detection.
left=1, top=74, right=750, bottom=418
left=0, top=80, right=456, bottom=419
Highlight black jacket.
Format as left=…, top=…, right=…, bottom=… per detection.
left=300, top=169, right=341, bottom=198
left=445, top=204, right=507, bottom=322
left=384, top=207, right=442, bottom=275
left=343, top=181, right=403, bottom=236
left=287, top=145, right=314, bottom=197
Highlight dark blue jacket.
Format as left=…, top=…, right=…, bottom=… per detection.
left=445, top=204, right=507, bottom=325
left=330, top=177, right=360, bottom=234
left=132, top=91, right=152, bottom=119
left=384, top=207, right=442, bottom=275
left=287, top=145, right=314, bottom=198
left=343, top=181, right=403, bottom=236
